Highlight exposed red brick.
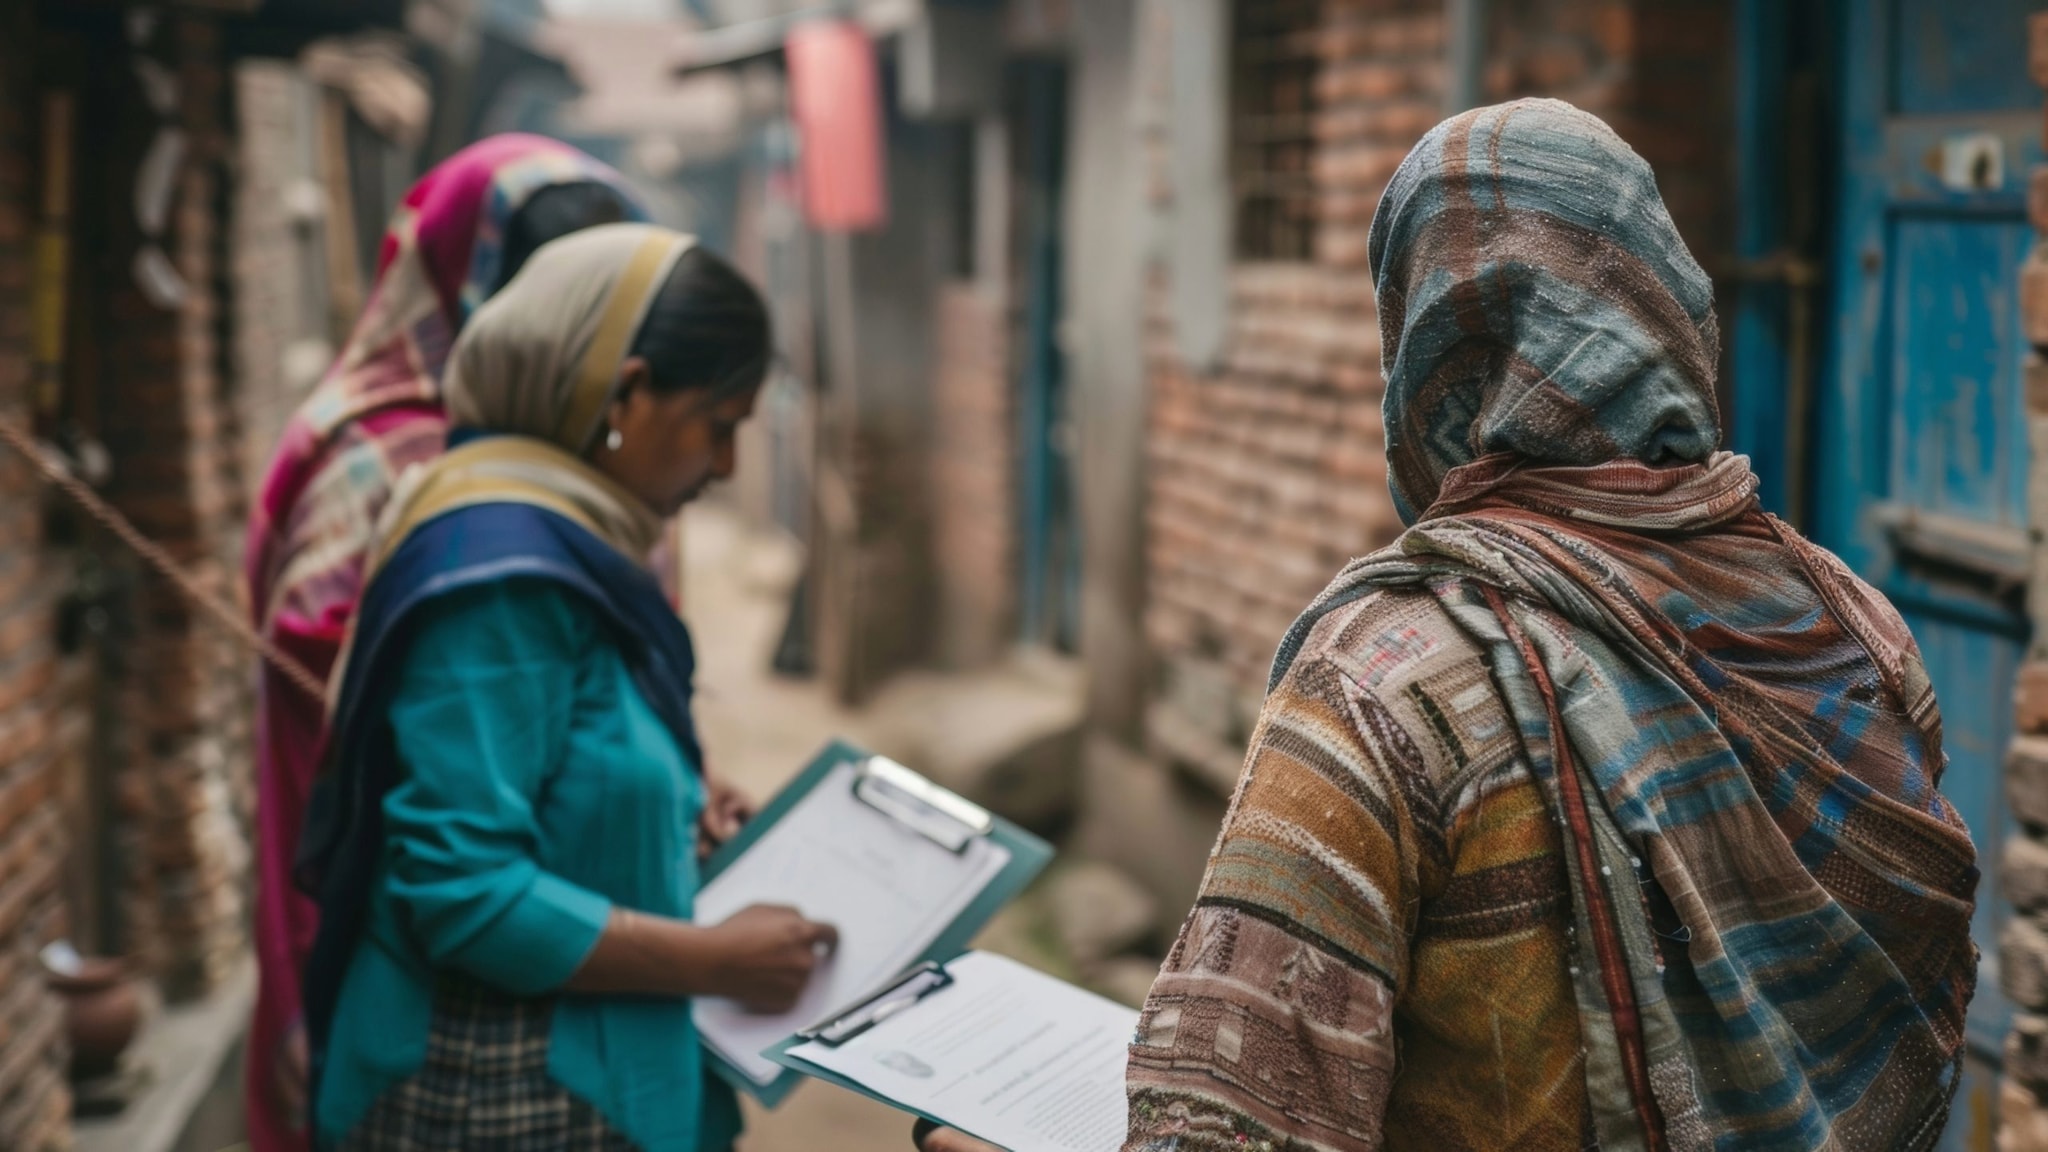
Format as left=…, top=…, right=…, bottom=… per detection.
left=0, top=13, right=70, bottom=1135
left=930, top=285, right=1017, bottom=668
left=62, top=10, right=257, bottom=1008
left=2011, top=918, right=2048, bottom=1012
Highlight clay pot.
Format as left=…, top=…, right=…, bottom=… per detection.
left=43, top=954, right=142, bottom=1080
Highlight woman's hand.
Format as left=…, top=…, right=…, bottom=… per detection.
left=912, top=1119, right=1008, bottom=1152
left=568, top=905, right=833, bottom=1004
left=698, top=772, right=755, bottom=857
left=700, top=903, right=838, bottom=1013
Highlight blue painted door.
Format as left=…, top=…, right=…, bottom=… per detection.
left=1820, top=2, right=2046, bottom=1146
left=1016, top=58, right=1079, bottom=651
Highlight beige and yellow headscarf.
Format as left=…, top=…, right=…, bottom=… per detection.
left=367, top=223, right=699, bottom=579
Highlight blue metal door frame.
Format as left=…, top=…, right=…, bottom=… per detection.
left=1731, top=0, right=1797, bottom=518
left=1765, top=2, right=2048, bottom=1146
left=1731, top=0, right=1837, bottom=524
left=1016, top=57, right=1077, bottom=651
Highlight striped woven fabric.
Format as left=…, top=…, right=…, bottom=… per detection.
left=1125, top=100, right=1976, bottom=1152
left=1368, top=98, right=1722, bottom=526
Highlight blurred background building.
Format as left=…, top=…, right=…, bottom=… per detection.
left=2, top=1, right=2048, bottom=1150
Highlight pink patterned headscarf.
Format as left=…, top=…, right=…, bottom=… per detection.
left=294, top=133, right=645, bottom=441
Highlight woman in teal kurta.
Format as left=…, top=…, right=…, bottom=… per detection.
left=301, top=224, right=837, bottom=1152
left=317, top=581, right=727, bottom=1149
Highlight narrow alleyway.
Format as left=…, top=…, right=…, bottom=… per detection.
left=677, top=500, right=912, bottom=1152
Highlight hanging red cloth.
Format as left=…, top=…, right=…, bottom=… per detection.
left=784, top=19, right=888, bottom=232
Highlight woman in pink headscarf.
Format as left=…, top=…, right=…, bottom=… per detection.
left=241, top=134, right=737, bottom=1152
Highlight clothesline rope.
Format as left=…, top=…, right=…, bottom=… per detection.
left=0, top=414, right=329, bottom=703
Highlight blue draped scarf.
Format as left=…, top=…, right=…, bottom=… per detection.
left=294, top=432, right=703, bottom=1091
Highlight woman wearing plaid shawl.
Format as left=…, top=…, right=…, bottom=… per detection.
left=925, top=99, right=1979, bottom=1152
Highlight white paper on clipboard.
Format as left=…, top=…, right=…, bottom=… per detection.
left=786, top=952, right=1138, bottom=1152
left=693, top=761, right=1011, bottom=1086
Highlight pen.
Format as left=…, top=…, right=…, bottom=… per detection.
left=812, top=965, right=953, bottom=1046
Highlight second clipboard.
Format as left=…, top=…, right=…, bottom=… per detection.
left=696, top=739, right=1054, bottom=1107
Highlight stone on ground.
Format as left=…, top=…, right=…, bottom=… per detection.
left=1044, top=859, right=1160, bottom=964
left=860, top=648, right=1087, bottom=834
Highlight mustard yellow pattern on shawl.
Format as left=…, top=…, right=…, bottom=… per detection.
left=365, top=437, right=660, bottom=584
left=1126, top=589, right=1590, bottom=1152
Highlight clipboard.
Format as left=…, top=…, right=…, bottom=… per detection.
left=758, top=953, right=975, bottom=1129
left=699, top=740, right=1052, bottom=1106
left=761, top=950, right=1140, bottom=1151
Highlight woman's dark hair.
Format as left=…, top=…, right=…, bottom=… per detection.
left=628, top=248, right=773, bottom=400
left=495, top=181, right=632, bottom=291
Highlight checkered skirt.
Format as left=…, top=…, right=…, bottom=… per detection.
left=338, top=978, right=639, bottom=1152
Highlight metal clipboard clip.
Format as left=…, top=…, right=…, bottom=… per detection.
left=799, top=961, right=955, bottom=1048
left=852, top=755, right=993, bottom=854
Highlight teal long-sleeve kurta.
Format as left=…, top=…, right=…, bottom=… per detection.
left=315, top=579, right=738, bottom=1151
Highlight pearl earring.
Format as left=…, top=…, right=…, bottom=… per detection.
left=606, top=427, right=623, bottom=452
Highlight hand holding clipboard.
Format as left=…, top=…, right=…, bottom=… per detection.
left=710, top=746, right=1132, bottom=1150
left=697, top=905, right=841, bottom=1011
left=691, top=742, right=1052, bottom=1104
left=912, top=1121, right=1009, bottom=1152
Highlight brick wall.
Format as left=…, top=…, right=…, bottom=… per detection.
left=0, top=1, right=75, bottom=1147
left=1142, top=0, right=1439, bottom=785
left=99, top=14, right=252, bottom=1001
left=929, top=282, right=1016, bottom=667
left=0, top=8, right=308, bottom=1144
left=2001, top=16, right=2048, bottom=1145
left=1138, top=0, right=1736, bottom=795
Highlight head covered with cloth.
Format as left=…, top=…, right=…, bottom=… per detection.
left=1113, top=100, right=1977, bottom=1152
left=295, top=222, right=768, bottom=1132
left=242, top=134, right=646, bottom=1152
left=1368, top=99, right=1724, bottom=524
left=1308, top=98, right=1974, bottom=1149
